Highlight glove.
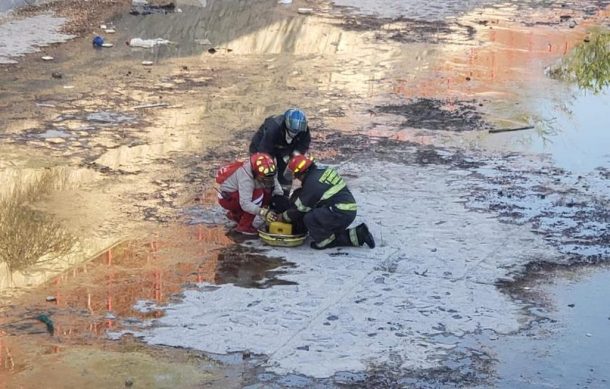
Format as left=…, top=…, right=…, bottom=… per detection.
left=259, top=208, right=279, bottom=224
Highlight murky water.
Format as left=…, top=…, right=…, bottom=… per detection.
left=331, top=0, right=602, bottom=19
left=332, top=0, right=499, bottom=19
left=507, top=87, right=610, bottom=173
left=493, top=267, right=610, bottom=388
left=1, top=0, right=610, bottom=386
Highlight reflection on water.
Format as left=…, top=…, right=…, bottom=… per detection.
left=526, top=87, right=610, bottom=172
left=548, top=29, right=610, bottom=94
left=4, top=225, right=290, bottom=320
left=0, top=168, right=78, bottom=275
left=0, top=225, right=291, bottom=381
left=332, top=0, right=499, bottom=19
left=0, top=166, right=104, bottom=293
left=0, top=199, right=75, bottom=273
left=385, top=4, right=610, bottom=172
left=493, top=267, right=610, bottom=388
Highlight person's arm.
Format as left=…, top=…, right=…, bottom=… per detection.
left=282, top=180, right=318, bottom=222
left=235, top=168, right=261, bottom=215
left=272, top=175, right=283, bottom=196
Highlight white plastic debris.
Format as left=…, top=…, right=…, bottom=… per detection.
left=128, top=38, right=172, bottom=48
left=41, top=56, right=54, bottom=61
left=46, top=296, right=57, bottom=302
left=141, top=61, right=154, bottom=66
left=102, top=43, right=114, bottom=48
left=100, top=24, right=107, bottom=29
left=195, top=38, right=212, bottom=45
left=298, top=8, right=313, bottom=14
left=278, top=0, right=292, bottom=4
left=105, top=29, right=116, bottom=34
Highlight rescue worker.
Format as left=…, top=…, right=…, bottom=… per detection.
left=217, top=153, right=282, bottom=235
left=280, top=155, right=375, bottom=249
left=249, top=108, right=311, bottom=191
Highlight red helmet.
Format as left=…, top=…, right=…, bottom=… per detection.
left=288, top=155, right=314, bottom=175
left=250, top=152, right=276, bottom=178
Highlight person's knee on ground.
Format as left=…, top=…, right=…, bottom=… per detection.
left=310, top=234, right=339, bottom=250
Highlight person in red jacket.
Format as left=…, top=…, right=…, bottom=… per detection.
left=217, top=153, right=283, bottom=235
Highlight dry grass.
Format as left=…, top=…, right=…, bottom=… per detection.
left=0, top=169, right=76, bottom=272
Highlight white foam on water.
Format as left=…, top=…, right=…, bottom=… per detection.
left=130, top=161, right=558, bottom=378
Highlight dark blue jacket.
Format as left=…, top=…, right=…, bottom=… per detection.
left=249, top=114, right=311, bottom=159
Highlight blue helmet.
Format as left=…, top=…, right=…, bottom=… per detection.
left=284, top=108, right=308, bottom=136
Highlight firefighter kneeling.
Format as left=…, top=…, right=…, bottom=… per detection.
left=279, top=155, right=375, bottom=250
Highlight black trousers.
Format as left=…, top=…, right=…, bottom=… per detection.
left=304, top=207, right=356, bottom=247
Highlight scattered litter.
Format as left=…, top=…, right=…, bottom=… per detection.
left=141, top=60, right=154, bottom=66
left=45, top=296, right=57, bottom=302
left=278, top=0, right=292, bottom=4
left=195, top=38, right=212, bottom=45
left=92, top=35, right=105, bottom=47
left=36, top=314, right=54, bottom=335
left=128, top=37, right=172, bottom=48
left=132, top=102, right=169, bottom=109
left=100, top=24, right=107, bottom=29
left=102, top=43, right=114, bottom=48
left=298, top=8, right=313, bottom=14
left=489, top=126, right=534, bottom=134
left=51, top=72, right=62, bottom=79
left=46, top=137, right=66, bottom=144
left=36, top=103, right=56, bottom=108
left=41, top=56, right=54, bottom=61
left=63, top=85, right=75, bottom=89
left=105, top=29, right=116, bottom=34
left=130, top=2, right=176, bottom=15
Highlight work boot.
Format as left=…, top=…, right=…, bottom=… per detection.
left=356, top=223, right=375, bottom=248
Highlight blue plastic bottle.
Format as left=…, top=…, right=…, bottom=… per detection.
left=92, top=36, right=104, bottom=47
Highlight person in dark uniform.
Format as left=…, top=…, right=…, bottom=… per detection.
left=249, top=108, right=311, bottom=191
left=280, top=155, right=375, bottom=250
